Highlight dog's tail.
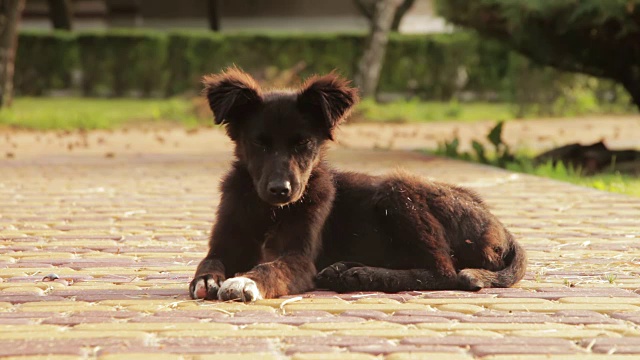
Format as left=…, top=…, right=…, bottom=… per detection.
left=458, top=237, right=527, bottom=290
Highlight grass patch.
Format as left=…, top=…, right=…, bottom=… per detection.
left=0, top=97, right=204, bottom=130
left=2, top=96, right=637, bottom=130
left=1, top=97, right=517, bottom=130
left=507, top=160, right=640, bottom=197
left=355, top=98, right=513, bottom=123
left=355, top=97, right=636, bottom=123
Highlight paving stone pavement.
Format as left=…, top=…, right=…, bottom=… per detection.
left=1, top=127, right=640, bottom=360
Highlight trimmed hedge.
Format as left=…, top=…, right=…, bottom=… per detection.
left=384, top=32, right=469, bottom=99
left=14, top=29, right=630, bottom=112
left=165, top=31, right=507, bottom=98
left=16, top=30, right=506, bottom=97
left=15, top=31, right=78, bottom=96
left=77, top=30, right=167, bottom=96
left=164, top=32, right=364, bottom=95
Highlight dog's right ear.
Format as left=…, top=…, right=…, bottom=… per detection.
left=202, top=67, right=262, bottom=125
left=298, top=73, right=359, bottom=140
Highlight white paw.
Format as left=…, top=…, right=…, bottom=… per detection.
left=217, top=277, right=263, bottom=302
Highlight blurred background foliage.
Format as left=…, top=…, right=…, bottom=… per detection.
left=13, top=29, right=634, bottom=118
left=1, top=0, right=638, bottom=195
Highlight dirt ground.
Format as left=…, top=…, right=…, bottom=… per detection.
left=1, top=116, right=638, bottom=161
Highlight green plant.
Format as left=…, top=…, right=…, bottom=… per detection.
left=604, top=273, right=618, bottom=284
left=471, top=140, right=488, bottom=163
left=485, top=121, right=517, bottom=167
left=436, top=121, right=518, bottom=168
left=432, top=120, right=640, bottom=197
left=437, top=137, right=463, bottom=159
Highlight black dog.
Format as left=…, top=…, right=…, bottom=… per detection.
left=189, top=68, right=526, bottom=302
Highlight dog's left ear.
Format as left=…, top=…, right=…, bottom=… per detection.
left=298, top=73, right=359, bottom=140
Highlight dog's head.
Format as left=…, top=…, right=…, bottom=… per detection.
left=203, top=67, right=359, bottom=206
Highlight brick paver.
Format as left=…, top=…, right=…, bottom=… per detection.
left=1, top=127, right=639, bottom=359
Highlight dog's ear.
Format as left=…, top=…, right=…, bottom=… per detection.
left=298, top=73, right=359, bottom=140
left=202, top=67, right=262, bottom=125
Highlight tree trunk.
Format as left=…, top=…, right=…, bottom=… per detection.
left=354, top=0, right=414, bottom=32
left=620, top=72, right=640, bottom=111
left=0, top=0, right=24, bottom=108
left=354, top=0, right=403, bottom=98
left=391, top=0, right=414, bottom=31
left=47, top=0, right=72, bottom=30
left=354, top=0, right=375, bottom=22
left=207, top=0, right=220, bottom=31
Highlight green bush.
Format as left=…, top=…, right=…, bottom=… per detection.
left=165, top=31, right=222, bottom=95
left=77, top=30, right=167, bottom=96
left=382, top=32, right=471, bottom=98
left=13, top=29, right=635, bottom=113
left=435, top=0, right=640, bottom=110
left=165, top=31, right=363, bottom=95
left=165, top=31, right=507, bottom=97
left=14, top=30, right=78, bottom=95
left=503, top=53, right=635, bottom=117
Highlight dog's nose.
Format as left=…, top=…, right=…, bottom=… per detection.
left=268, top=181, right=291, bottom=197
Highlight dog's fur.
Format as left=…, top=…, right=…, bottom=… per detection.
left=189, top=68, right=527, bottom=302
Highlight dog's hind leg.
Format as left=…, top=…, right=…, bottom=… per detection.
left=316, top=263, right=463, bottom=292
left=341, top=177, right=462, bottom=292
left=457, top=237, right=527, bottom=290
left=316, top=176, right=486, bottom=293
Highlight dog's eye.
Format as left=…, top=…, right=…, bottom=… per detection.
left=294, top=139, right=312, bottom=149
left=251, top=138, right=270, bottom=150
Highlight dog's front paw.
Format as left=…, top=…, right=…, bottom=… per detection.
left=189, top=274, right=224, bottom=300
left=218, top=277, right=263, bottom=302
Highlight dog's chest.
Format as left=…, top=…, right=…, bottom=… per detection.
left=259, top=223, right=283, bottom=263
